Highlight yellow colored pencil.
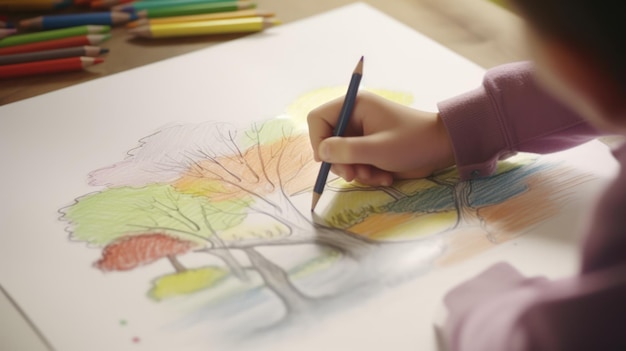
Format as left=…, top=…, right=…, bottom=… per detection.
left=126, top=9, right=275, bottom=29
left=128, top=16, right=280, bottom=38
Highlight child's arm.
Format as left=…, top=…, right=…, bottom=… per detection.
left=438, top=61, right=601, bottom=180
left=441, top=261, right=626, bottom=350
left=307, top=62, right=602, bottom=184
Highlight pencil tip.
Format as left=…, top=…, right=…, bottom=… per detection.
left=311, top=192, right=321, bottom=212
left=354, top=55, right=364, bottom=74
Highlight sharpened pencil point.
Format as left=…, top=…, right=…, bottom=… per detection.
left=311, top=192, right=321, bottom=212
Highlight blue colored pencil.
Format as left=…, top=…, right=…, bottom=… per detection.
left=20, top=12, right=138, bottom=30
left=311, top=56, right=364, bottom=211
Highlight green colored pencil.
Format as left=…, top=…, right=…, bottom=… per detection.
left=114, top=0, right=230, bottom=11
left=0, top=25, right=110, bottom=48
left=137, top=1, right=255, bottom=19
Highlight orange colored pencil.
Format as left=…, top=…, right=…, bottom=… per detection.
left=0, top=56, right=104, bottom=79
left=0, top=33, right=110, bottom=55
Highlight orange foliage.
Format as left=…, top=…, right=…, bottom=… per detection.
left=349, top=212, right=416, bottom=240
left=174, top=134, right=318, bottom=201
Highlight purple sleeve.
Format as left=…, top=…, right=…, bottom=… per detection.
left=437, top=61, right=626, bottom=350
left=442, top=262, right=626, bottom=351
left=437, top=61, right=600, bottom=180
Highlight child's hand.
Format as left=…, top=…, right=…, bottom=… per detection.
left=307, top=91, right=455, bottom=186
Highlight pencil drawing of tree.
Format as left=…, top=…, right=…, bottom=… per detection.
left=63, top=120, right=395, bottom=320
left=60, top=89, right=593, bottom=335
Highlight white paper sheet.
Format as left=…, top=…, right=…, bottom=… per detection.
left=0, top=3, right=619, bottom=351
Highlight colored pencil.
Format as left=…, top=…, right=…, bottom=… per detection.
left=136, top=1, right=255, bottom=19
left=0, top=25, right=110, bottom=48
left=126, top=9, right=274, bottom=28
left=0, top=27, right=15, bottom=39
left=20, top=12, right=138, bottom=30
left=311, top=56, right=364, bottom=211
left=0, top=0, right=66, bottom=4
left=128, top=16, right=279, bottom=38
left=0, top=0, right=72, bottom=11
left=0, top=18, right=14, bottom=29
left=90, top=0, right=134, bottom=9
left=0, top=56, right=104, bottom=79
left=0, top=33, right=110, bottom=55
left=114, top=0, right=231, bottom=12
left=0, top=45, right=108, bottom=65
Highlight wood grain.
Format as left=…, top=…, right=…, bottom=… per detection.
left=0, top=0, right=527, bottom=106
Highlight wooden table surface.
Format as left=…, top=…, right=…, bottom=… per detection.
left=0, top=0, right=527, bottom=106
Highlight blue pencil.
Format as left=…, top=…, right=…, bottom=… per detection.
left=311, top=56, right=364, bottom=211
left=20, top=12, right=138, bottom=30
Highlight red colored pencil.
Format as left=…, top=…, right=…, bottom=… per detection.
left=0, top=0, right=72, bottom=12
left=0, top=56, right=104, bottom=79
left=90, top=0, right=134, bottom=9
left=0, top=28, right=16, bottom=39
left=0, top=33, right=110, bottom=55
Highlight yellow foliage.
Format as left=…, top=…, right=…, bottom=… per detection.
left=149, top=266, right=228, bottom=301
left=350, top=211, right=456, bottom=240
left=285, top=86, right=414, bottom=127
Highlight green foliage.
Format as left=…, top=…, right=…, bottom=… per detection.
left=289, top=248, right=342, bottom=279
left=239, top=118, right=298, bottom=150
left=326, top=205, right=379, bottom=229
left=148, top=266, right=228, bottom=301
left=63, top=184, right=248, bottom=246
left=494, top=155, right=536, bottom=174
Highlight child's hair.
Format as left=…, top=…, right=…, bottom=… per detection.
left=509, top=0, right=626, bottom=93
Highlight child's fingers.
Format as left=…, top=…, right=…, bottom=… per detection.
left=307, top=97, right=345, bottom=161
left=318, top=133, right=389, bottom=166
left=330, top=164, right=356, bottom=182
left=353, top=165, right=394, bottom=186
left=330, top=164, right=393, bottom=187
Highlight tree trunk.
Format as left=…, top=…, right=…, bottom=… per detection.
left=453, top=180, right=482, bottom=227
left=167, top=255, right=186, bottom=273
left=242, top=247, right=315, bottom=316
left=206, top=247, right=249, bottom=281
left=305, top=225, right=379, bottom=260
